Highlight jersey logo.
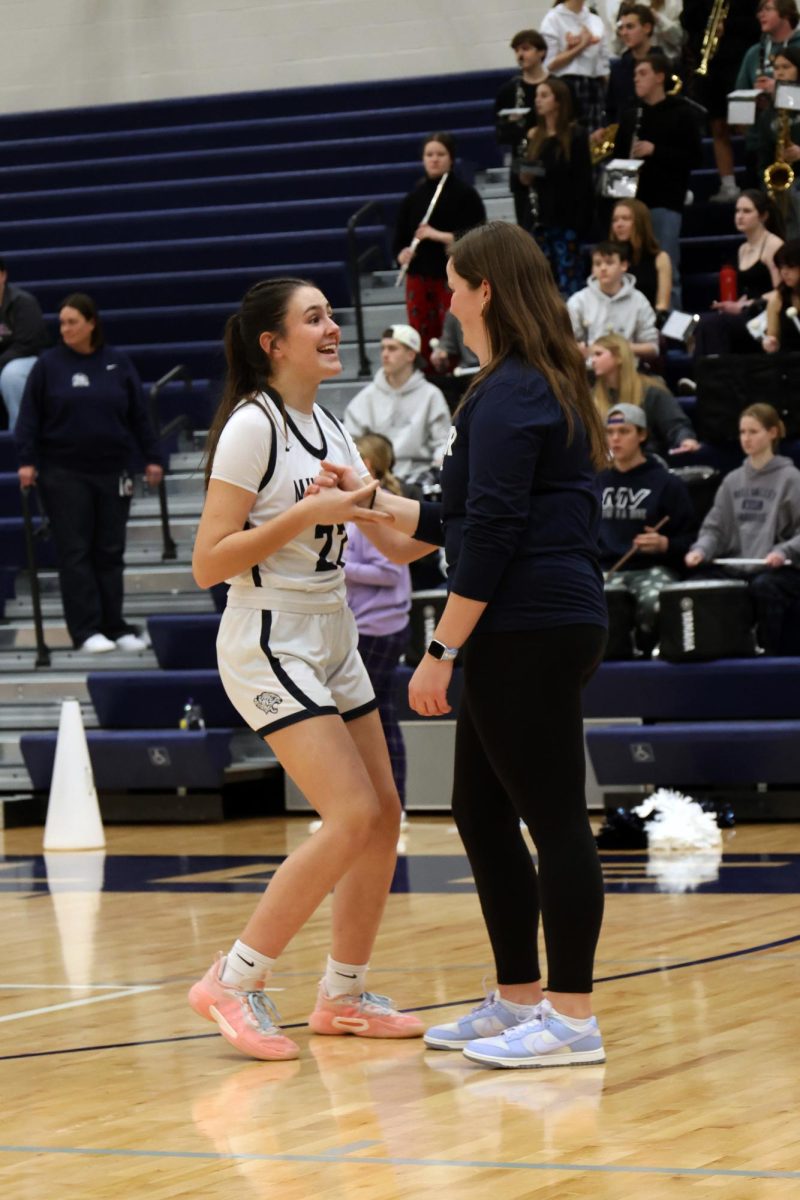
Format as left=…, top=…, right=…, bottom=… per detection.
left=71, top=373, right=90, bottom=388
left=254, top=691, right=283, bottom=716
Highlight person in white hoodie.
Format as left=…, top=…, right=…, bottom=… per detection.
left=685, top=403, right=800, bottom=654
left=567, top=240, right=659, bottom=358
left=344, top=324, right=452, bottom=484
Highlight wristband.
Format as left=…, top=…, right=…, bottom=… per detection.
left=368, top=486, right=377, bottom=509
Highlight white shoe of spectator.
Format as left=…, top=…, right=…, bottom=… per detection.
left=709, top=182, right=740, bottom=204
left=81, top=633, right=116, bottom=653
left=116, top=633, right=148, bottom=651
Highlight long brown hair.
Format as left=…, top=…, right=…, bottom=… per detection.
left=526, top=78, right=575, bottom=163
left=449, top=222, right=607, bottom=470
left=609, top=198, right=661, bottom=265
left=204, top=278, right=312, bottom=487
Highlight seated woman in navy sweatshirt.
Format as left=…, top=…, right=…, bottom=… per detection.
left=600, top=403, right=696, bottom=651
left=311, top=221, right=610, bottom=1070
left=15, top=293, right=163, bottom=653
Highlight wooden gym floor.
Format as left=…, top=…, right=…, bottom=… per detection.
left=1, top=815, right=799, bottom=1199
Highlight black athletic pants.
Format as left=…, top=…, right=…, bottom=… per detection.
left=451, top=624, right=607, bottom=993
left=38, top=465, right=134, bottom=647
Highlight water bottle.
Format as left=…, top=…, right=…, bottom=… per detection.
left=719, top=264, right=737, bottom=303
left=179, top=698, right=206, bottom=731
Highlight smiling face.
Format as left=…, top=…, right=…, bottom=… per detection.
left=446, top=258, right=490, bottom=364
left=260, top=286, right=341, bottom=384
left=60, top=305, right=96, bottom=354
left=423, top=140, right=453, bottom=179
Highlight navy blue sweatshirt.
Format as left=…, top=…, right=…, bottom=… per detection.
left=420, top=357, right=606, bottom=633
left=15, top=343, right=162, bottom=473
left=598, top=456, right=696, bottom=570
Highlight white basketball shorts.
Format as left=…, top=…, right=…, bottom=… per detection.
left=217, top=604, right=377, bottom=736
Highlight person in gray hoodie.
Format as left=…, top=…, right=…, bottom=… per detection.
left=344, top=324, right=452, bottom=483
left=567, top=241, right=659, bottom=359
left=685, top=403, right=800, bottom=654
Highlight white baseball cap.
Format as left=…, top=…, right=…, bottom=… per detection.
left=385, top=324, right=422, bottom=353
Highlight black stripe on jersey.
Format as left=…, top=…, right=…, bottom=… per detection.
left=318, top=406, right=346, bottom=437
left=243, top=522, right=262, bottom=587
left=283, top=409, right=328, bottom=459
left=258, top=407, right=278, bottom=491
left=259, top=610, right=323, bottom=712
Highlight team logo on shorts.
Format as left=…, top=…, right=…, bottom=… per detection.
left=254, top=691, right=283, bottom=716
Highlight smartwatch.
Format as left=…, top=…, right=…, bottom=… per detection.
left=427, top=638, right=459, bottom=662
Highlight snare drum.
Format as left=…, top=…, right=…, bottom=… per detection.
left=603, top=583, right=637, bottom=660
left=658, top=579, right=756, bottom=662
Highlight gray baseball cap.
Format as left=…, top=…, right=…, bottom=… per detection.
left=606, top=403, right=647, bottom=429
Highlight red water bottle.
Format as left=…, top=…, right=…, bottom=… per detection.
left=719, top=264, right=737, bottom=303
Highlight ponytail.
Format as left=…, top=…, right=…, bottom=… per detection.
left=204, top=278, right=312, bottom=487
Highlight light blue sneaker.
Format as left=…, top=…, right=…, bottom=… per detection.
left=462, top=998, right=605, bottom=1069
left=424, top=990, right=537, bottom=1050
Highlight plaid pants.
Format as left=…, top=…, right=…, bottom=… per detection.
left=358, top=626, right=409, bottom=806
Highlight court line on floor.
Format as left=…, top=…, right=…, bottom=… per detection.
left=0, top=1143, right=797, bottom=1180
left=0, top=986, right=159, bottom=1024
left=1, top=930, right=797, bottom=1061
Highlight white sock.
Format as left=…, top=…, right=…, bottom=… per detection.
left=551, top=1007, right=596, bottom=1030
left=721, top=175, right=736, bottom=190
left=499, top=996, right=539, bottom=1018
left=220, top=940, right=277, bottom=988
left=324, top=956, right=368, bottom=997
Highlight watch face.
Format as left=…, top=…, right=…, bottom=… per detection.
left=428, top=640, right=444, bottom=659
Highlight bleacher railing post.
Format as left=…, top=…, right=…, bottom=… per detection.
left=20, top=485, right=51, bottom=668
left=149, top=365, right=192, bottom=562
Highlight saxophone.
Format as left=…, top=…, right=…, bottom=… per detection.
left=696, top=0, right=730, bottom=77
left=764, top=109, right=796, bottom=197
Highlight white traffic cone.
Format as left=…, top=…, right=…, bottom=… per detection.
left=43, top=697, right=105, bottom=850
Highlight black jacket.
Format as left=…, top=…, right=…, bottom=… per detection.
left=614, top=96, right=703, bottom=213
left=0, top=284, right=49, bottom=369
left=527, top=125, right=593, bottom=234
left=392, top=174, right=486, bottom=280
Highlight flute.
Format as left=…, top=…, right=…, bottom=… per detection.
left=395, top=172, right=449, bottom=287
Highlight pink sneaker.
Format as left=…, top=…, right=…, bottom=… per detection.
left=308, top=984, right=424, bottom=1039
left=188, top=956, right=299, bottom=1061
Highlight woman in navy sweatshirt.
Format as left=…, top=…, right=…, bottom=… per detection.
left=313, top=221, right=610, bottom=1069
left=15, top=293, right=163, bottom=653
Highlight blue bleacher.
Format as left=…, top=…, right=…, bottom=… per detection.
left=87, top=670, right=240, bottom=729
left=21, top=728, right=232, bottom=790
left=148, top=615, right=220, bottom=669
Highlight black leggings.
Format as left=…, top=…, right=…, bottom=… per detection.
left=451, top=624, right=606, bottom=993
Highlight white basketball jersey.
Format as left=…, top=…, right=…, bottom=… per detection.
left=210, top=391, right=369, bottom=612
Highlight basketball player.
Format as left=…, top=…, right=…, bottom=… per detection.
left=188, top=278, right=424, bottom=1060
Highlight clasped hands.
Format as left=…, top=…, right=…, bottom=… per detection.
left=304, top=461, right=394, bottom=525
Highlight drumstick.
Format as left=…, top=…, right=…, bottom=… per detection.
left=605, top=515, right=670, bottom=580
left=395, top=172, right=450, bottom=287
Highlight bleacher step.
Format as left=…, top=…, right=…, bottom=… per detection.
left=5, top=593, right=215, bottom=618
left=0, top=671, right=90, bottom=703
left=0, top=648, right=158, bottom=672
left=0, top=702, right=97, bottom=730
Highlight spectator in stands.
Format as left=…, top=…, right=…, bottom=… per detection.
left=540, top=0, right=610, bottom=131
left=601, top=403, right=696, bottom=649
left=344, top=324, right=451, bottom=485
left=755, top=46, right=800, bottom=238
left=602, top=0, right=684, bottom=57
left=591, top=333, right=700, bottom=456
left=734, top=1, right=800, bottom=192
left=0, top=259, right=49, bottom=431
left=15, top=293, right=162, bottom=653
left=520, top=77, right=593, bottom=295
left=604, top=4, right=656, bottom=126
left=392, top=132, right=486, bottom=362
left=429, top=310, right=480, bottom=412
left=343, top=433, right=411, bottom=826
left=614, top=53, right=703, bottom=308
left=567, top=240, right=659, bottom=357
left=694, top=190, right=784, bottom=357
left=495, top=30, right=550, bottom=227
left=609, top=197, right=672, bottom=317
left=682, top=1, right=760, bottom=203
left=764, top=239, right=800, bottom=350
left=685, top=403, right=800, bottom=654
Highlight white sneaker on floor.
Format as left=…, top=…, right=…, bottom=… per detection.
left=81, top=633, right=116, bottom=653
left=116, top=633, right=148, bottom=651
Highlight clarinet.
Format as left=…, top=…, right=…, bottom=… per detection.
left=514, top=76, right=529, bottom=161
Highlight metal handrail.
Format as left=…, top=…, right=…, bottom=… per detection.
left=19, top=485, right=50, bottom=668
left=149, top=365, right=193, bottom=561
left=346, top=201, right=385, bottom=378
